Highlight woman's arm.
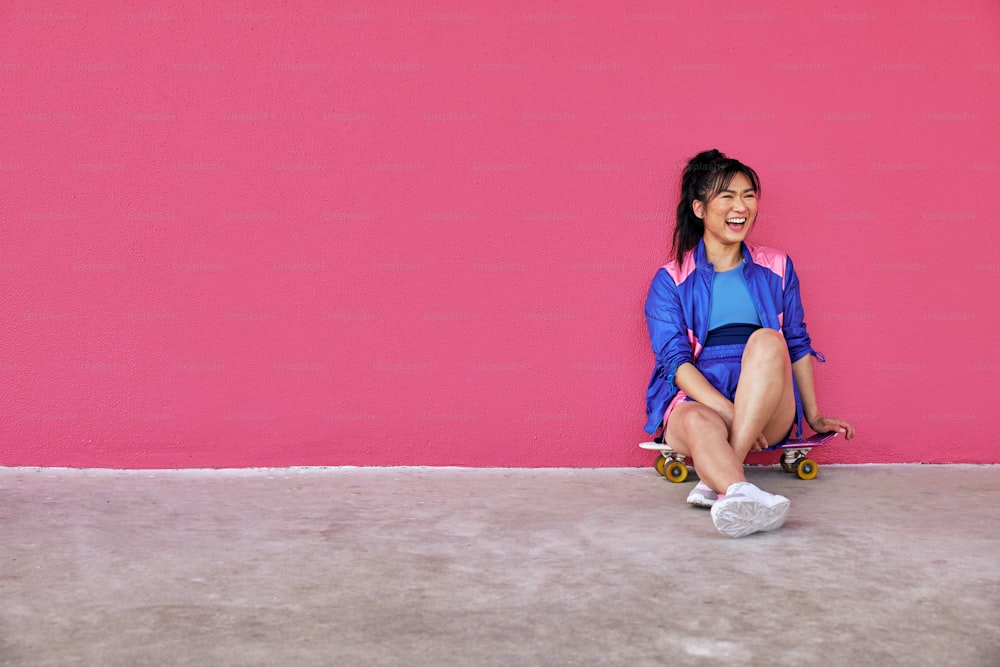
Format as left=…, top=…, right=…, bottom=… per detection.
left=792, top=355, right=856, bottom=439
left=674, top=361, right=733, bottom=420
left=782, top=254, right=856, bottom=440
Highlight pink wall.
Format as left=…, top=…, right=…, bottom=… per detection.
left=1, top=2, right=997, bottom=468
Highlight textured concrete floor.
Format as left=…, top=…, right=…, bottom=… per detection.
left=1, top=465, right=998, bottom=667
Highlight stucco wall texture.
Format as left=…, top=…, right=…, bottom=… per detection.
left=2, top=2, right=997, bottom=468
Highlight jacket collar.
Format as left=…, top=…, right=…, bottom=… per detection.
left=694, top=238, right=753, bottom=271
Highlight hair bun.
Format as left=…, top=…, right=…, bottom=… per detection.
left=685, top=149, right=726, bottom=172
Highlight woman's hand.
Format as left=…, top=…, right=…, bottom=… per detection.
left=750, top=432, right=769, bottom=452
left=806, top=415, right=856, bottom=440
left=717, top=402, right=736, bottom=434
left=716, top=402, right=769, bottom=451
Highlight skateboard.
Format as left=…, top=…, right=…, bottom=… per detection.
left=638, top=431, right=838, bottom=482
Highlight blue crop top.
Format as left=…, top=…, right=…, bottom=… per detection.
left=706, top=263, right=760, bottom=346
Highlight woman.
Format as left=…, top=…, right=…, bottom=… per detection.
left=643, top=149, right=855, bottom=538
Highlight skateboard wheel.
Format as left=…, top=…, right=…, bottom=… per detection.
left=654, top=455, right=666, bottom=477
left=664, top=460, right=688, bottom=483
left=796, top=458, right=818, bottom=480
left=780, top=456, right=794, bottom=473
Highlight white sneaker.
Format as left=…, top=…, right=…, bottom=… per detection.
left=686, top=481, right=718, bottom=508
left=710, top=482, right=790, bottom=538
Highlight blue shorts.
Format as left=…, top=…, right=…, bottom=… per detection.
left=683, top=342, right=794, bottom=448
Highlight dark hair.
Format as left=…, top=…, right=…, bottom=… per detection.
left=671, top=149, right=761, bottom=267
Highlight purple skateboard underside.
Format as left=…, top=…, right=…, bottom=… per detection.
left=765, top=432, right=838, bottom=450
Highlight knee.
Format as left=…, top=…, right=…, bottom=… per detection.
left=674, top=405, right=725, bottom=437
left=745, top=328, right=789, bottom=364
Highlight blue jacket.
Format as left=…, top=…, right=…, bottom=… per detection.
left=643, top=239, right=823, bottom=435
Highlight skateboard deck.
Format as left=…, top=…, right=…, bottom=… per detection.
left=639, top=431, right=838, bottom=482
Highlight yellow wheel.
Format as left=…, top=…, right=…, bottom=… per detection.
left=664, top=460, right=688, bottom=483
left=654, top=455, right=666, bottom=477
left=796, top=458, right=818, bottom=480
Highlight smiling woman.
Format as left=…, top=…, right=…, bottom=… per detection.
left=694, top=172, right=757, bottom=262
left=670, top=151, right=761, bottom=269
left=644, top=150, right=856, bottom=538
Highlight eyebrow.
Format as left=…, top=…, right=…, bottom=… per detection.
left=719, top=188, right=757, bottom=194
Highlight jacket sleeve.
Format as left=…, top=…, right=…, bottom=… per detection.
left=644, top=268, right=694, bottom=387
left=782, top=255, right=824, bottom=364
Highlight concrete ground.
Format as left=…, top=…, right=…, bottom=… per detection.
left=1, top=465, right=998, bottom=667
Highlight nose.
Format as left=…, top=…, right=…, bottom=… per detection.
left=732, top=197, right=748, bottom=213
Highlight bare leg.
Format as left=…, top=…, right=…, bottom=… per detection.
left=729, top=329, right=797, bottom=460
left=664, top=402, right=745, bottom=494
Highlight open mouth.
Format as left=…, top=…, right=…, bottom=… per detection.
left=726, top=217, right=747, bottom=231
